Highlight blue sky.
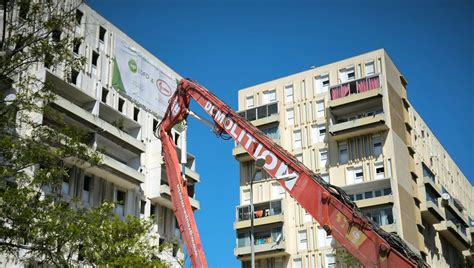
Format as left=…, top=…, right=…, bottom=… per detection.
left=87, top=1, right=473, bottom=266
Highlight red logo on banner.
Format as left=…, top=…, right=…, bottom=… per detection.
left=156, top=79, right=172, bottom=97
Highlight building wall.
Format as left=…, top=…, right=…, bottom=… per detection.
left=1, top=2, right=201, bottom=267
left=233, top=49, right=473, bottom=267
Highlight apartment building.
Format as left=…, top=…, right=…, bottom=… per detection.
left=1, top=3, right=200, bottom=267
left=232, top=49, right=473, bottom=268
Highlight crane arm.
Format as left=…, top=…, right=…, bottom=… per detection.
left=159, top=79, right=427, bottom=268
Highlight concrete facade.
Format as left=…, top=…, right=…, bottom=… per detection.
left=233, top=49, right=473, bottom=268
left=1, top=3, right=201, bottom=267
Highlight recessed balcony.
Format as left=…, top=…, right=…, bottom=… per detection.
left=238, top=102, right=279, bottom=127
left=329, top=112, right=388, bottom=140
left=234, top=199, right=284, bottom=229
left=434, top=220, right=470, bottom=251
left=420, top=200, right=445, bottom=224
left=45, top=69, right=96, bottom=108
left=234, top=240, right=287, bottom=259
left=329, top=74, right=383, bottom=108
left=235, top=225, right=288, bottom=258
left=52, top=96, right=145, bottom=152
left=98, top=102, right=141, bottom=139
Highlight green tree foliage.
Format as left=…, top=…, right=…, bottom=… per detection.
left=0, top=1, right=169, bottom=266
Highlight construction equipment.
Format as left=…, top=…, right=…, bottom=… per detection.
left=158, top=79, right=428, bottom=268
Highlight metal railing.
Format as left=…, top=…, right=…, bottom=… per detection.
left=330, top=74, right=381, bottom=100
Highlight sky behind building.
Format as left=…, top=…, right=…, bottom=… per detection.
left=87, top=1, right=473, bottom=266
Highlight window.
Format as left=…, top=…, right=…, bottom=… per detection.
left=363, top=207, right=394, bottom=226
left=272, top=183, right=285, bottom=199
left=293, top=258, right=302, bottom=268
left=92, top=51, right=99, bottom=67
left=75, top=10, right=83, bottom=26
left=246, top=95, right=254, bottom=108
left=365, top=60, right=375, bottom=76
left=326, top=253, right=336, bottom=268
left=293, top=130, right=302, bottom=148
left=133, top=107, right=140, bottom=121
left=375, top=162, right=385, bottom=179
left=338, top=142, right=348, bottom=164
left=318, top=124, right=326, bottom=142
left=261, top=125, right=279, bottom=140
left=318, top=227, right=332, bottom=247
left=118, top=98, right=125, bottom=112
left=140, top=200, right=146, bottom=218
left=372, top=134, right=382, bottom=157
left=263, top=89, right=276, bottom=104
left=52, top=28, right=61, bottom=43
left=286, top=108, right=294, bottom=125
left=71, top=69, right=80, bottom=85
left=99, top=26, right=106, bottom=42
left=116, top=190, right=126, bottom=216
left=62, top=176, right=70, bottom=196
left=316, top=100, right=325, bottom=118
left=150, top=204, right=156, bottom=219
left=82, top=175, right=92, bottom=204
left=73, top=40, right=81, bottom=55
left=285, top=84, right=294, bottom=102
left=339, top=65, right=355, bottom=83
left=19, top=1, right=30, bottom=20
left=242, top=189, right=250, bottom=205
left=298, top=230, right=308, bottom=250
left=315, top=74, right=329, bottom=94
left=347, top=166, right=363, bottom=185
left=101, top=88, right=109, bottom=103
left=311, top=124, right=325, bottom=143
left=319, top=149, right=328, bottom=167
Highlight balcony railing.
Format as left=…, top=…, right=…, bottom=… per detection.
left=239, top=102, right=278, bottom=122
left=330, top=75, right=381, bottom=100
left=237, top=227, right=282, bottom=248
left=237, top=199, right=282, bottom=221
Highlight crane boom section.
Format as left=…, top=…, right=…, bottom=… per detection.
left=159, top=79, right=425, bottom=268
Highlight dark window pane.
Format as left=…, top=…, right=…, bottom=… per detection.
left=268, top=103, right=278, bottom=115
left=364, top=191, right=373, bottom=199
left=257, top=106, right=266, bottom=119
left=246, top=108, right=256, bottom=121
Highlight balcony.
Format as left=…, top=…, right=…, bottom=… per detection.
left=420, top=199, right=444, bottom=224
left=152, top=183, right=201, bottom=210
left=234, top=240, right=287, bottom=259
left=235, top=225, right=288, bottom=258
left=234, top=199, right=284, bottom=229
left=98, top=102, right=141, bottom=139
left=238, top=102, right=279, bottom=127
left=45, top=69, right=96, bottom=107
left=329, top=112, right=388, bottom=140
left=441, top=195, right=469, bottom=227
left=329, top=75, right=382, bottom=107
left=355, top=195, right=394, bottom=209
left=423, top=176, right=442, bottom=195
left=52, top=96, right=145, bottom=152
left=434, top=220, right=470, bottom=251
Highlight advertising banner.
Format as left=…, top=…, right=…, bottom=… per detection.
left=112, top=37, right=177, bottom=117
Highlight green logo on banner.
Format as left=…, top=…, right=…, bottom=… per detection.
left=128, top=59, right=137, bottom=73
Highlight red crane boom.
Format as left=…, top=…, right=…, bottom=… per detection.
left=158, top=79, right=427, bottom=268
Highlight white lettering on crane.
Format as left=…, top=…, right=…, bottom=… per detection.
left=202, top=101, right=300, bottom=190
left=260, top=150, right=278, bottom=170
